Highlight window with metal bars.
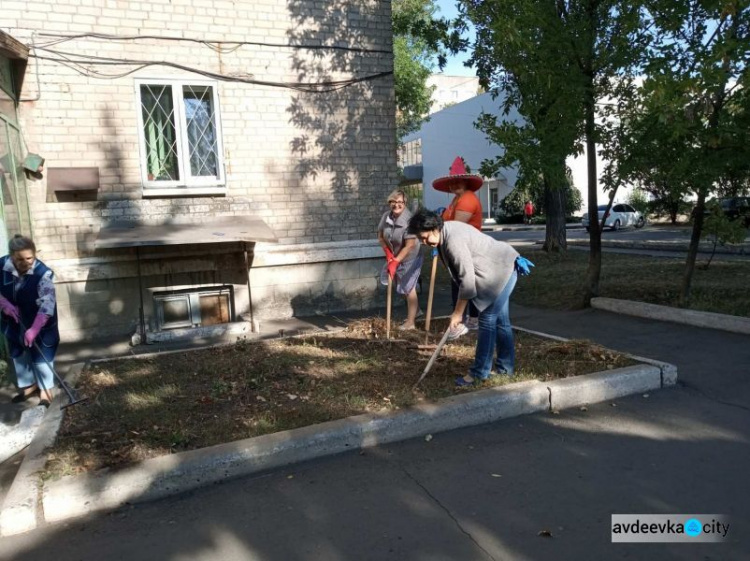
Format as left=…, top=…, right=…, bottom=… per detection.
left=136, top=80, right=224, bottom=191
left=154, top=286, right=234, bottom=330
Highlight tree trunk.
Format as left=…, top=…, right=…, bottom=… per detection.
left=583, top=85, right=600, bottom=304
left=680, top=188, right=707, bottom=305
left=680, top=13, right=736, bottom=305
left=669, top=200, right=678, bottom=224
left=542, top=170, right=568, bottom=252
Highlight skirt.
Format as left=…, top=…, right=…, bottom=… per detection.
left=380, top=254, right=423, bottom=295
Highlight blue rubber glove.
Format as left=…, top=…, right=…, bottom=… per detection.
left=431, top=248, right=439, bottom=258
left=515, top=256, right=535, bottom=276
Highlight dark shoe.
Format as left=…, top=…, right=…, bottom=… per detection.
left=11, top=387, right=39, bottom=403
left=455, top=376, right=476, bottom=387
left=39, top=399, right=51, bottom=408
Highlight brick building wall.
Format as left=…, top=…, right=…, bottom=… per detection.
left=1, top=0, right=398, bottom=342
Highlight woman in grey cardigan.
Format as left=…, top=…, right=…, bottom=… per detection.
left=408, top=209, right=533, bottom=386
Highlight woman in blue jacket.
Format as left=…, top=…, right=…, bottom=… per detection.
left=0, top=235, right=59, bottom=407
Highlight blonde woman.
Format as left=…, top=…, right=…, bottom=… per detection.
left=377, top=189, right=423, bottom=329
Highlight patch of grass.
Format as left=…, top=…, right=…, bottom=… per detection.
left=512, top=250, right=750, bottom=317
left=46, top=319, right=634, bottom=478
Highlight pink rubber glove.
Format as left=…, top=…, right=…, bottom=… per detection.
left=0, top=296, right=20, bottom=323
left=24, top=313, right=49, bottom=347
left=387, top=259, right=399, bottom=279
left=383, top=246, right=394, bottom=262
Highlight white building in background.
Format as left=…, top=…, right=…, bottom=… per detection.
left=400, top=90, right=634, bottom=219
left=427, top=74, right=481, bottom=113
left=401, top=92, right=520, bottom=219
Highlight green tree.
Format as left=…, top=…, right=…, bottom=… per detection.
left=461, top=0, right=583, bottom=252
left=498, top=172, right=582, bottom=221
left=616, top=0, right=750, bottom=304
left=701, top=203, right=747, bottom=269
left=613, top=137, right=691, bottom=224
left=626, top=188, right=650, bottom=216
left=392, top=0, right=446, bottom=138
left=458, top=0, right=648, bottom=295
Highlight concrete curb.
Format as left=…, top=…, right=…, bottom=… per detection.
left=0, top=363, right=85, bottom=537
left=2, top=328, right=677, bottom=533
left=483, top=224, right=584, bottom=232
left=513, top=326, right=678, bottom=388
left=591, top=297, right=750, bottom=336
left=42, top=380, right=552, bottom=523
left=568, top=239, right=750, bottom=255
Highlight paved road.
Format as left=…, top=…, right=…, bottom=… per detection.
left=1, top=304, right=747, bottom=561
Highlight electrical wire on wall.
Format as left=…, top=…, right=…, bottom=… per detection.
left=24, top=31, right=393, bottom=94
left=34, top=32, right=392, bottom=55
left=30, top=51, right=391, bottom=94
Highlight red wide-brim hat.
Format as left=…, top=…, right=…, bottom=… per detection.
left=432, top=156, right=484, bottom=193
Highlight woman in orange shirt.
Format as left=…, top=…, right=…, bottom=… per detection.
left=433, top=156, right=484, bottom=329
left=435, top=158, right=483, bottom=230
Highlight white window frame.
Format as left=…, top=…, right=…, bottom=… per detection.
left=135, top=78, right=226, bottom=196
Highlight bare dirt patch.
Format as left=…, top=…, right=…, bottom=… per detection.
left=46, top=318, right=635, bottom=478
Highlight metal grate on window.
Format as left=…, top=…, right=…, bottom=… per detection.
left=154, top=287, right=233, bottom=331
left=183, top=85, right=219, bottom=178
left=140, top=85, right=180, bottom=181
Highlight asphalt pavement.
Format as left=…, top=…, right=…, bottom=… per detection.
left=1, top=302, right=747, bottom=561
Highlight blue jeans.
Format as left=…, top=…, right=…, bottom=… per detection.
left=13, top=349, right=55, bottom=392
left=469, top=271, right=517, bottom=380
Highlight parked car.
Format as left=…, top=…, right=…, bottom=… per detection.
left=695, top=197, right=750, bottom=227
left=582, top=203, right=645, bottom=232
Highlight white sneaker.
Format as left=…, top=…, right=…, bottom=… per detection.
left=465, top=317, right=478, bottom=330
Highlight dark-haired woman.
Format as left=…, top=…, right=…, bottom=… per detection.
left=0, top=235, right=59, bottom=406
left=408, top=209, right=533, bottom=386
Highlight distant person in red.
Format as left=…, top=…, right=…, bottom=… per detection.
left=524, top=200, right=535, bottom=224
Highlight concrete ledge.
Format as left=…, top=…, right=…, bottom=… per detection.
left=144, top=321, right=253, bottom=345
left=514, top=326, right=678, bottom=388
left=548, top=365, right=660, bottom=411
left=3, top=327, right=678, bottom=533
left=0, top=363, right=84, bottom=537
left=591, top=297, right=750, bottom=336
left=42, top=381, right=551, bottom=523
left=568, top=239, right=750, bottom=255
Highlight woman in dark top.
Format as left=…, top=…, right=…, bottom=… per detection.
left=0, top=235, right=59, bottom=407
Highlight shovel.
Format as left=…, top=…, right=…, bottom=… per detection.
left=386, top=274, right=393, bottom=339
left=424, top=248, right=438, bottom=336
